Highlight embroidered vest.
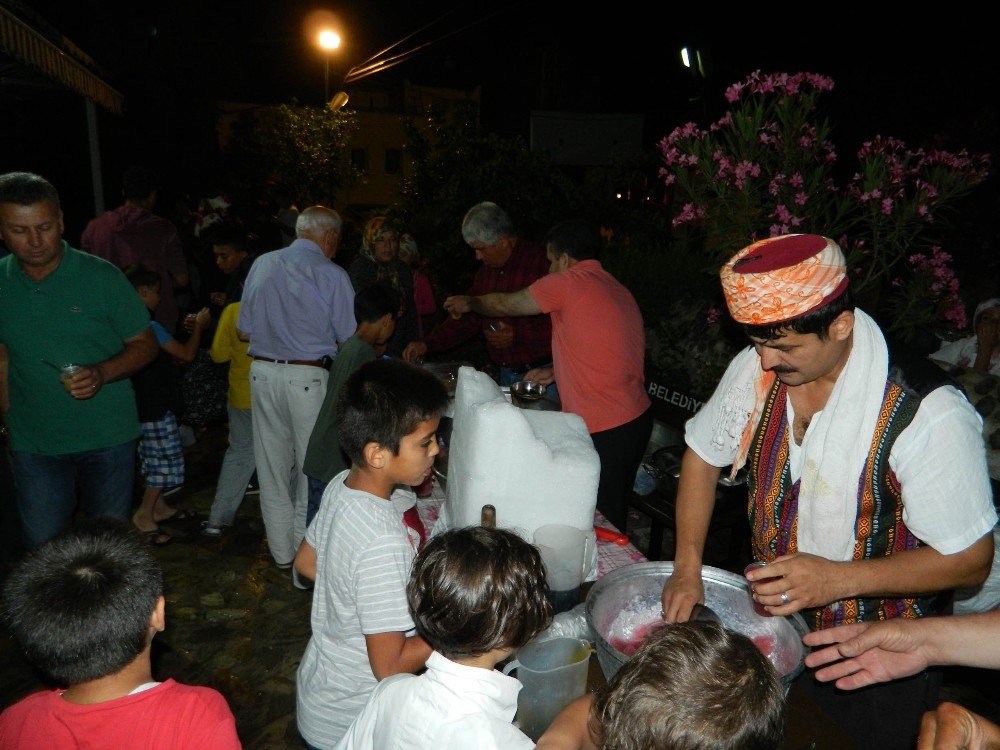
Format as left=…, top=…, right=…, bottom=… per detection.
left=745, top=373, right=951, bottom=630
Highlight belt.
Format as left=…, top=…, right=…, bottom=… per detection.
left=252, top=356, right=328, bottom=369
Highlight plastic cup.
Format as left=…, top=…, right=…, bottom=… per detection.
left=59, top=364, right=83, bottom=392
left=745, top=561, right=780, bottom=617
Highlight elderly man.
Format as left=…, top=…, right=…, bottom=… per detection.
left=660, top=234, right=997, bottom=748
left=0, top=172, right=158, bottom=548
left=82, top=166, right=189, bottom=333
left=444, top=219, right=651, bottom=530
left=237, top=206, right=355, bottom=574
left=402, top=202, right=552, bottom=386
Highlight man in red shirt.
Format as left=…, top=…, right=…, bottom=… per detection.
left=82, top=167, right=189, bottom=333
left=444, top=219, right=652, bottom=529
left=402, top=202, right=552, bottom=386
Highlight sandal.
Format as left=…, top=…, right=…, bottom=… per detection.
left=138, top=527, right=172, bottom=546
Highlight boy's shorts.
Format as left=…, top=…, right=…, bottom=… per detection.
left=138, top=411, right=185, bottom=488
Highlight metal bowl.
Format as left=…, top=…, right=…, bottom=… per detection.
left=510, top=380, right=547, bottom=401
left=585, top=561, right=807, bottom=691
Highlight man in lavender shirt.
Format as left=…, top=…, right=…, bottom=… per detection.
left=237, top=206, right=356, bottom=574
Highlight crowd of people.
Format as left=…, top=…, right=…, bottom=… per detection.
left=1, top=167, right=999, bottom=750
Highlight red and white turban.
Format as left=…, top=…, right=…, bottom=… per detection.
left=720, top=234, right=848, bottom=325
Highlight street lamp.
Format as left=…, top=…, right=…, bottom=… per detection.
left=318, top=29, right=341, bottom=102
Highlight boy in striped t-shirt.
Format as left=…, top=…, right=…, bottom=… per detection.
left=293, top=360, right=448, bottom=750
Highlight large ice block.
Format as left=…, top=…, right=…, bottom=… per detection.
left=436, top=367, right=601, bottom=579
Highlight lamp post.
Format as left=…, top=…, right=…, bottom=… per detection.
left=318, top=29, right=341, bottom=102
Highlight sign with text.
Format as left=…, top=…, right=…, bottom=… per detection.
left=646, top=379, right=705, bottom=428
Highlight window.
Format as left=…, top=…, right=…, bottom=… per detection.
left=351, top=148, right=368, bottom=174
left=384, top=148, right=401, bottom=175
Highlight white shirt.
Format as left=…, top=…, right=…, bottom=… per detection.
left=237, top=238, right=356, bottom=360
left=297, top=473, right=420, bottom=749
left=335, top=651, right=535, bottom=750
left=932, top=335, right=1000, bottom=377
left=686, top=349, right=997, bottom=556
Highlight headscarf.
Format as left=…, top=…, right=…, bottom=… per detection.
left=360, top=216, right=399, bottom=262
left=974, top=298, right=1000, bottom=326
left=720, top=234, right=848, bottom=325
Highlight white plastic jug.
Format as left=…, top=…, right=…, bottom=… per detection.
left=502, top=636, right=592, bottom=741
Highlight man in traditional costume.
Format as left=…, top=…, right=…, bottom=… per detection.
left=661, top=234, right=997, bottom=748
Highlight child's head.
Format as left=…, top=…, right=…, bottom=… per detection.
left=592, top=621, right=784, bottom=750
left=2, top=519, right=165, bottom=686
left=354, top=282, right=401, bottom=353
left=211, top=226, right=249, bottom=276
left=124, top=264, right=162, bottom=310
left=338, top=359, right=449, bottom=484
left=408, top=527, right=552, bottom=659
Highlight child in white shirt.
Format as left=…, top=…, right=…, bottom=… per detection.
left=336, top=526, right=554, bottom=750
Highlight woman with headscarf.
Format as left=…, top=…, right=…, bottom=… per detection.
left=932, top=298, right=1000, bottom=376
left=348, top=217, right=419, bottom=357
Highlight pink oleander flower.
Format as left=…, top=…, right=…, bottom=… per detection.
left=709, top=112, right=733, bottom=132
left=880, top=197, right=894, bottom=215
left=725, top=82, right=744, bottom=102
left=672, top=203, right=706, bottom=227
left=663, top=172, right=676, bottom=186
left=795, top=191, right=809, bottom=206
left=732, top=161, right=761, bottom=188
left=706, top=306, right=721, bottom=324
left=789, top=172, right=804, bottom=188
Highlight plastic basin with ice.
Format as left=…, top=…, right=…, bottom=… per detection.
left=585, top=561, right=807, bottom=691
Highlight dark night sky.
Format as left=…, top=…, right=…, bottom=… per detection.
left=2, top=1, right=996, bottom=236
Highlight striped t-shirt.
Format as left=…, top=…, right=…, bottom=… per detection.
left=296, top=472, right=419, bottom=749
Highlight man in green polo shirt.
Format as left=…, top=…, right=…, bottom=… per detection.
left=0, top=172, right=158, bottom=548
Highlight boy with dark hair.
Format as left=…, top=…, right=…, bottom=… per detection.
left=294, top=359, right=448, bottom=749
left=125, top=264, right=209, bottom=544
left=537, top=621, right=784, bottom=750
left=0, top=519, right=241, bottom=748
left=303, top=282, right=401, bottom=526
left=337, top=526, right=553, bottom=749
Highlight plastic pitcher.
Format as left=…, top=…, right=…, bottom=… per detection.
left=534, top=524, right=588, bottom=613
left=502, top=636, right=592, bottom=741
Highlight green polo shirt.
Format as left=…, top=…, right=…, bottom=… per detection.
left=0, top=243, right=150, bottom=454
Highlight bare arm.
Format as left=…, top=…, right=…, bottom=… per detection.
left=536, top=695, right=598, bottom=750
left=67, top=327, right=159, bottom=399
left=444, top=289, right=542, bottom=318
left=161, top=308, right=210, bottom=363
left=661, top=448, right=722, bottom=622
left=364, top=631, right=432, bottom=681
left=294, top=539, right=317, bottom=582
left=803, top=610, right=1000, bottom=689
left=752, top=532, right=994, bottom=616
